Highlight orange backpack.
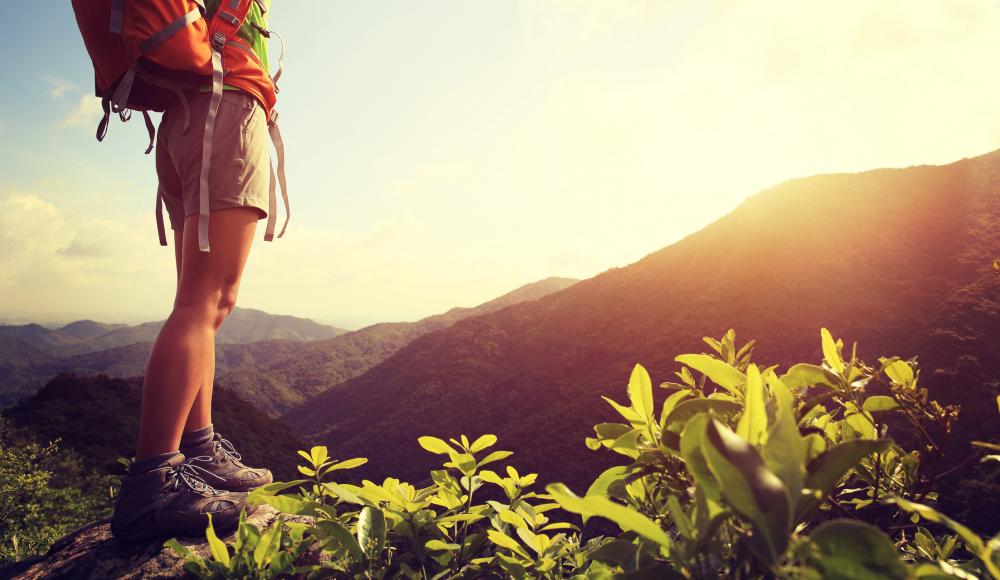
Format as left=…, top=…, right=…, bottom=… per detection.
left=71, top=0, right=289, bottom=253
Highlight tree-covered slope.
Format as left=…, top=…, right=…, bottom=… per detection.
left=287, top=150, right=1000, bottom=510
left=0, top=278, right=577, bottom=415
left=2, top=373, right=306, bottom=481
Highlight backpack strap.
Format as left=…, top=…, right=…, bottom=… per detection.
left=196, top=0, right=254, bottom=253
left=155, top=184, right=168, bottom=247
left=263, top=112, right=289, bottom=241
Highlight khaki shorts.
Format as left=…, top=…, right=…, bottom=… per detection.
left=156, top=90, right=270, bottom=231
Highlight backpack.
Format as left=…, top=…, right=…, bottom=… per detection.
left=70, top=0, right=289, bottom=253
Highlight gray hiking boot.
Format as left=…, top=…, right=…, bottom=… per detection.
left=111, top=452, right=254, bottom=543
left=182, top=432, right=274, bottom=492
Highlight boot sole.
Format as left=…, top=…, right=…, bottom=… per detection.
left=111, top=505, right=253, bottom=545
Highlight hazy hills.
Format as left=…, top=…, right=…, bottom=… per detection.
left=0, top=278, right=578, bottom=413
left=287, top=150, right=1000, bottom=512
left=0, top=307, right=347, bottom=357
left=1, top=373, right=305, bottom=481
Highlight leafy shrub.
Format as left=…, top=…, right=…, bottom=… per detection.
left=169, top=329, right=999, bottom=578
left=0, top=420, right=113, bottom=564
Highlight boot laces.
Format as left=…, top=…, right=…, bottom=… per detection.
left=167, top=461, right=226, bottom=496
left=215, top=437, right=244, bottom=463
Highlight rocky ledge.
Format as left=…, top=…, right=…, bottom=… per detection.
left=1, top=506, right=313, bottom=579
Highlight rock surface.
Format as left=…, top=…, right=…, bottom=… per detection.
left=1, top=506, right=312, bottom=579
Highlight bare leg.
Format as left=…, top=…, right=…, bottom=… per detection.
left=169, top=229, right=217, bottom=434
left=135, top=208, right=258, bottom=460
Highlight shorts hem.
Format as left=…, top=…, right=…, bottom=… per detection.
left=168, top=202, right=268, bottom=231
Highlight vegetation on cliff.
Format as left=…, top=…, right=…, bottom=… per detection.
left=166, top=330, right=1000, bottom=578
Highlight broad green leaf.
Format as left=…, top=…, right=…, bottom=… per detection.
left=798, top=439, right=891, bottom=519
left=602, top=396, right=644, bottom=426
left=253, top=516, right=283, bottom=568
left=692, top=485, right=730, bottom=545
left=205, top=513, right=231, bottom=567
left=322, top=482, right=364, bottom=505
left=327, top=457, right=367, bottom=471
left=247, top=480, right=307, bottom=497
left=736, top=364, right=767, bottom=446
left=312, top=520, right=364, bottom=561
left=862, top=395, right=899, bottom=413
left=469, top=434, right=498, bottom=453
left=545, top=483, right=671, bottom=548
left=487, top=529, right=532, bottom=559
left=477, top=450, right=514, bottom=468
left=780, top=363, right=840, bottom=390
left=882, top=359, right=915, bottom=387
left=584, top=465, right=635, bottom=506
left=308, top=446, right=329, bottom=468
left=594, top=422, right=631, bottom=442
left=675, top=354, right=746, bottom=396
left=764, top=373, right=807, bottom=512
left=425, top=539, right=459, bottom=552
left=499, top=508, right=528, bottom=529
left=680, top=413, right=721, bottom=502
left=844, top=411, right=877, bottom=439
left=667, top=495, right=694, bottom=541
left=810, top=520, right=908, bottom=579
left=248, top=492, right=305, bottom=515
left=610, top=428, right=642, bottom=453
left=418, top=436, right=457, bottom=455
left=658, top=390, right=691, bottom=431
left=628, top=364, right=654, bottom=420
left=234, top=510, right=258, bottom=553
left=701, top=418, right=789, bottom=563
left=664, top=399, right=741, bottom=433
left=821, top=328, right=844, bottom=374
left=357, top=506, right=387, bottom=558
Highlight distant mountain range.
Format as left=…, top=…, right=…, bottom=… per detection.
left=0, top=307, right=347, bottom=356
left=284, top=149, right=1000, bottom=533
left=0, top=278, right=578, bottom=413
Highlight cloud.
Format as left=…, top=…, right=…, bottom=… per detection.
left=54, top=94, right=103, bottom=130
left=0, top=185, right=518, bottom=327
left=41, top=77, right=78, bottom=100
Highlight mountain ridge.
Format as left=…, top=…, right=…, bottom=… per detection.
left=0, top=278, right=579, bottom=415
left=284, top=148, right=1000, bottom=512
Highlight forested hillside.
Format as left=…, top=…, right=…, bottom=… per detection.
left=287, top=150, right=1000, bottom=533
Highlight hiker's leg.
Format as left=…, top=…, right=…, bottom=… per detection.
left=135, top=208, right=258, bottom=460
left=170, top=228, right=217, bottom=434
left=184, top=340, right=215, bottom=432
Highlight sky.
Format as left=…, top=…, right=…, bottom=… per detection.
left=2, top=1, right=1000, bottom=329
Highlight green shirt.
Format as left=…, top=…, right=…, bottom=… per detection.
left=204, top=0, right=270, bottom=81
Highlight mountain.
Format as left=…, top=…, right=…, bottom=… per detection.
left=0, top=307, right=347, bottom=409
left=0, top=307, right=346, bottom=357
left=211, top=276, right=579, bottom=415
left=2, top=373, right=306, bottom=482
left=0, top=278, right=578, bottom=414
left=286, top=150, right=1000, bottom=529
left=57, top=319, right=128, bottom=340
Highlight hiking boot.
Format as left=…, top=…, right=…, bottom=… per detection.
left=111, top=452, right=255, bottom=543
left=181, top=428, right=273, bottom=492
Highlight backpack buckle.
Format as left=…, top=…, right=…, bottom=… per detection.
left=211, top=32, right=226, bottom=52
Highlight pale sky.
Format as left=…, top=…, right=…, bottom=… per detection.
left=2, top=1, right=999, bottom=328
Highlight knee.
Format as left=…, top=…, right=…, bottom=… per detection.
left=173, top=284, right=240, bottom=332
left=214, top=287, right=239, bottom=330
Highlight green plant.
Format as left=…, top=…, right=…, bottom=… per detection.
left=0, top=419, right=112, bottom=565
left=165, top=510, right=315, bottom=579
left=168, top=329, right=998, bottom=579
